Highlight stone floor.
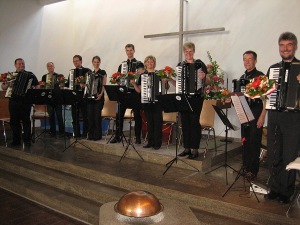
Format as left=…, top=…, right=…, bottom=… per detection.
left=0, top=128, right=299, bottom=225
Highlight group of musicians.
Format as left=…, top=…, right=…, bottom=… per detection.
left=1, top=31, right=300, bottom=205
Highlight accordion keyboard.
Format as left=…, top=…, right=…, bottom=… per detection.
left=266, top=68, right=280, bottom=110
left=175, top=66, right=182, bottom=94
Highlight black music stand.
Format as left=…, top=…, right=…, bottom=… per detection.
left=104, top=85, right=128, bottom=146
left=222, top=95, right=260, bottom=202
left=119, top=91, right=144, bottom=162
left=25, top=89, right=53, bottom=142
left=60, top=89, right=92, bottom=152
left=205, top=105, right=238, bottom=184
left=157, top=94, right=200, bottom=175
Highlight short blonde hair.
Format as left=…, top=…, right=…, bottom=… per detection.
left=144, top=55, right=156, bottom=69
left=183, top=42, right=195, bottom=52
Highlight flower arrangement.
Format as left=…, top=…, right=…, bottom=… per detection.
left=109, top=72, right=124, bottom=84
left=204, top=51, right=231, bottom=102
left=56, top=74, right=67, bottom=84
left=127, top=71, right=137, bottom=80
left=244, top=75, right=276, bottom=99
left=0, top=72, right=16, bottom=82
left=75, top=76, right=86, bottom=85
left=157, top=66, right=176, bottom=79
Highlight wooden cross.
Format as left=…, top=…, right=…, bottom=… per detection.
left=144, top=0, right=225, bottom=62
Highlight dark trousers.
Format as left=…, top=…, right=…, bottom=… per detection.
left=267, top=110, right=300, bottom=198
left=242, top=103, right=263, bottom=176
left=87, top=99, right=104, bottom=139
left=9, top=99, right=32, bottom=143
left=71, top=100, right=88, bottom=137
left=115, top=104, right=142, bottom=140
left=47, top=104, right=64, bottom=134
left=144, top=104, right=163, bottom=147
left=180, top=96, right=203, bottom=149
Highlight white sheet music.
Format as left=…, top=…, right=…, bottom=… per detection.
left=231, top=95, right=254, bottom=124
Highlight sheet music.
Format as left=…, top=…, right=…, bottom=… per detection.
left=231, top=95, right=254, bottom=124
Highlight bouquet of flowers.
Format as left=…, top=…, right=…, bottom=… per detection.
left=39, top=81, right=46, bottom=88
left=56, top=74, right=67, bottom=84
left=244, top=75, right=276, bottom=99
left=127, top=71, right=137, bottom=80
left=109, top=72, right=124, bottom=84
left=0, top=72, right=17, bottom=82
left=204, top=51, right=231, bottom=102
left=157, top=66, right=176, bottom=79
left=75, top=76, right=86, bottom=85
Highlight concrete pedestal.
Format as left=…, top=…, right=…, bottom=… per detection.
left=99, top=199, right=201, bottom=225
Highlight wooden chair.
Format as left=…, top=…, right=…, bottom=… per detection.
left=200, top=100, right=217, bottom=158
left=31, top=104, right=49, bottom=142
left=162, top=112, right=178, bottom=149
left=0, top=91, right=10, bottom=146
left=102, top=95, right=117, bottom=140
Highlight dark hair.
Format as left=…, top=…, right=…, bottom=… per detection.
left=92, top=56, right=101, bottom=62
left=125, top=44, right=135, bottom=50
left=73, top=55, right=82, bottom=61
left=278, top=32, right=298, bottom=45
left=243, top=50, right=257, bottom=60
left=14, top=58, right=23, bottom=64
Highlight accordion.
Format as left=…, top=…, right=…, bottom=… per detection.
left=6, top=72, right=33, bottom=98
left=84, top=72, right=100, bottom=99
left=141, top=72, right=161, bottom=103
left=119, top=61, right=138, bottom=87
left=175, top=62, right=203, bottom=95
left=266, top=62, right=300, bottom=111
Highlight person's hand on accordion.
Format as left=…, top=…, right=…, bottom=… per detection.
left=297, top=74, right=300, bottom=83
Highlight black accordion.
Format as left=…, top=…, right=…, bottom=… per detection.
left=8, top=72, right=33, bottom=98
left=141, top=72, right=161, bottom=103
left=266, top=62, right=300, bottom=111
left=175, top=62, right=203, bottom=95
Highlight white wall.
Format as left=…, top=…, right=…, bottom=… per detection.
left=1, top=0, right=299, bottom=138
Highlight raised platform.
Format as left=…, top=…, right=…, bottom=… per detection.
left=0, top=133, right=299, bottom=225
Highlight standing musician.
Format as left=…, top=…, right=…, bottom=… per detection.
left=165, top=42, right=208, bottom=159
left=41, top=62, right=65, bottom=137
left=110, top=44, right=142, bottom=144
left=265, top=32, right=300, bottom=204
left=236, top=51, right=266, bottom=181
left=66, top=55, right=91, bottom=138
left=142, top=55, right=163, bottom=150
left=85, top=56, right=107, bottom=141
left=1, top=58, right=39, bottom=146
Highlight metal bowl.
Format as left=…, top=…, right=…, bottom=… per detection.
left=114, top=190, right=164, bottom=218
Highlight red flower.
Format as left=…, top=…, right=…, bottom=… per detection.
left=251, top=77, right=261, bottom=88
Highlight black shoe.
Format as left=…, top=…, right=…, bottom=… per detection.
left=110, top=137, right=120, bottom=143
left=10, top=142, right=21, bottom=147
left=178, top=149, right=191, bottom=157
left=264, top=191, right=279, bottom=200
left=188, top=153, right=199, bottom=159
left=87, top=137, right=94, bottom=140
left=278, top=195, right=290, bottom=204
left=135, top=139, right=141, bottom=144
left=24, top=141, right=31, bottom=147
left=153, top=146, right=161, bottom=150
left=143, top=143, right=153, bottom=148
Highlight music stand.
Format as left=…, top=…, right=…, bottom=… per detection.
left=222, top=95, right=260, bottom=202
left=157, top=94, right=200, bottom=175
left=60, top=89, right=92, bottom=152
left=205, top=105, right=238, bottom=184
left=104, top=85, right=128, bottom=146
left=119, top=91, right=144, bottom=162
left=25, top=89, right=53, bottom=142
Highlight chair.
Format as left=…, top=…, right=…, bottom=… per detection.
left=31, top=104, right=49, bottom=142
left=200, top=100, right=217, bottom=158
left=162, top=112, right=178, bottom=149
left=102, top=95, right=117, bottom=140
left=286, top=157, right=300, bottom=216
left=0, top=91, right=10, bottom=146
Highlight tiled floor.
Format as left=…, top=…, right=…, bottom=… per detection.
left=0, top=189, right=86, bottom=225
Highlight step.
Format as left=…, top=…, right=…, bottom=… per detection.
left=0, top=170, right=99, bottom=224
left=0, top=147, right=298, bottom=225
